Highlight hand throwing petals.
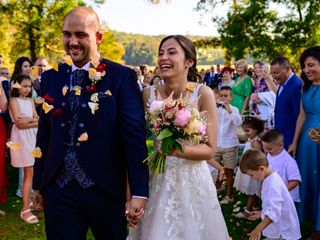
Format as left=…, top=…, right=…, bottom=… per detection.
left=42, top=102, right=54, bottom=114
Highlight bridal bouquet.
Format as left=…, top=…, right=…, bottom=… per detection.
left=144, top=93, right=208, bottom=173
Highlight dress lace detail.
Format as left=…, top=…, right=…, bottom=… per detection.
left=128, top=83, right=229, bottom=240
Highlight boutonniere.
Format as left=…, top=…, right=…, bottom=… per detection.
left=88, top=63, right=107, bottom=85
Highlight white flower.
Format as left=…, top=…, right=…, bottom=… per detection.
left=149, top=100, right=164, bottom=112
left=90, top=92, right=99, bottom=103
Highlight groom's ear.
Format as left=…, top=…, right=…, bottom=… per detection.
left=96, top=32, right=103, bottom=45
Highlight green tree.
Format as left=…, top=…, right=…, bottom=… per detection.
left=0, top=0, right=125, bottom=66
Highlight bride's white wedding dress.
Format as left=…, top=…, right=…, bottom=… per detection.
left=128, top=84, right=229, bottom=240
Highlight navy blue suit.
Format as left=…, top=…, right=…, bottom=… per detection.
left=274, top=74, right=302, bottom=149
left=33, top=59, right=149, bottom=239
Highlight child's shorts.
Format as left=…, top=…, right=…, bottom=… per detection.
left=213, top=146, right=238, bottom=170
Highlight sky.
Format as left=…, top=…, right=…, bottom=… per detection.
left=93, top=0, right=223, bottom=36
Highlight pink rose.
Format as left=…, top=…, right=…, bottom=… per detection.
left=198, top=122, right=206, bottom=135
left=173, top=109, right=191, bottom=127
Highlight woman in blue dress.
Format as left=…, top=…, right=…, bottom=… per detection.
left=289, top=46, right=320, bottom=240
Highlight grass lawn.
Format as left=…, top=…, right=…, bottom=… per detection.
left=0, top=146, right=314, bottom=239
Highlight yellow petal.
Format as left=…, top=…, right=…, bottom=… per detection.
left=42, top=102, right=54, bottom=114
left=63, top=55, right=73, bottom=66
left=31, top=66, right=39, bottom=79
left=62, top=85, right=69, bottom=96
left=88, top=102, right=99, bottom=114
left=35, top=96, right=45, bottom=105
left=52, top=63, right=59, bottom=72
left=78, top=132, right=88, bottom=142
left=186, top=82, right=196, bottom=92
left=30, top=147, right=42, bottom=158
left=12, top=82, right=21, bottom=89
left=91, top=57, right=100, bottom=68
left=74, top=86, right=81, bottom=96
left=6, top=141, right=21, bottom=151
left=88, top=68, right=97, bottom=77
left=105, top=90, right=112, bottom=96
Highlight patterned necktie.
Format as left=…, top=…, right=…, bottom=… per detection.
left=57, top=69, right=94, bottom=188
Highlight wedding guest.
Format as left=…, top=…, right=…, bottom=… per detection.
left=218, top=66, right=235, bottom=89
left=204, top=65, right=215, bottom=86
left=0, top=76, right=8, bottom=216
left=231, top=59, right=253, bottom=114
left=240, top=149, right=301, bottom=240
left=9, top=74, right=38, bottom=223
left=133, top=67, right=144, bottom=91
left=128, top=35, right=229, bottom=240
left=32, top=7, right=148, bottom=239
left=150, top=74, right=162, bottom=86
left=271, top=56, right=301, bottom=149
left=33, top=57, right=48, bottom=96
left=234, top=116, right=264, bottom=218
left=289, top=46, right=320, bottom=240
left=0, top=67, right=10, bottom=79
left=11, top=56, right=34, bottom=198
left=214, top=86, right=242, bottom=203
left=261, top=130, right=301, bottom=203
left=249, top=61, right=276, bottom=121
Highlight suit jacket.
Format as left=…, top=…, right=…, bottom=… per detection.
left=204, top=71, right=215, bottom=86
left=274, top=74, right=302, bottom=149
left=33, top=59, right=149, bottom=199
left=33, top=78, right=41, bottom=96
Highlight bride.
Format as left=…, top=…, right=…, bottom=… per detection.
left=127, top=35, right=229, bottom=240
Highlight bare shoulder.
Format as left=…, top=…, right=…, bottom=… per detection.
left=198, top=84, right=215, bottom=107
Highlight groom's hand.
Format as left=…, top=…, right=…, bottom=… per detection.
left=127, top=198, right=147, bottom=227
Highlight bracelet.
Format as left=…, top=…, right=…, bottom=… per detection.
left=180, top=144, right=185, bottom=158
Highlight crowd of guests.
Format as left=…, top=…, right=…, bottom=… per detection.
left=0, top=46, right=320, bottom=239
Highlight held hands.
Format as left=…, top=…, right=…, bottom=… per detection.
left=32, top=190, right=44, bottom=211
left=126, top=198, right=147, bottom=228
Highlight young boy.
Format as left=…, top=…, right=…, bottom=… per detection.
left=240, top=149, right=301, bottom=240
left=213, top=86, right=242, bottom=204
left=261, top=129, right=301, bottom=203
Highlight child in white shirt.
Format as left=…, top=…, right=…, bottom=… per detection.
left=213, top=86, right=242, bottom=203
left=240, top=149, right=301, bottom=240
left=261, top=129, right=301, bottom=202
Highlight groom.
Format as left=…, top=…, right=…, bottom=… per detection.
left=32, top=7, right=148, bottom=239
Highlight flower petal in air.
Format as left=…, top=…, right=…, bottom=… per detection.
left=74, top=86, right=81, bottom=96
left=52, top=63, right=59, bottom=72
left=78, top=132, right=88, bottom=142
left=12, top=83, right=21, bottom=89
left=31, top=66, right=39, bottom=79
left=90, top=92, right=99, bottom=102
left=105, top=90, right=112, bottom=96
left=6, top=141, right=21, bottom=151
left=35, top=96, right=45, bottom=105
left=88, top=102, right=99, bottom=114
left=42, top=102, right=54, bottom=114
left=30, top=147, right=42, bottom=158
left=63, top=55, right=73, bottom=66
left=62, top=85, right=69, bottom=96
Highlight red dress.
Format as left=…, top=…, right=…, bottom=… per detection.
left=0, top=116, right=7, bottom=204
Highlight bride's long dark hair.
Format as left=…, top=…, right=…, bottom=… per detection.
left=158, top=35, right=201, bottom=83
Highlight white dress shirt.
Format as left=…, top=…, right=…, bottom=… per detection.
left=261, top=172, right=301, bottom=240
left=216, top=105, right=242, bottom=148
left=267, top=149, right=301, bottom=202
left=278, top=73, right=294, bottom=96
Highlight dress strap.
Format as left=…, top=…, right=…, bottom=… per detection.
left=189, top=83, right=203, bottom=107
left=146, top=86, right=157, bottom=109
